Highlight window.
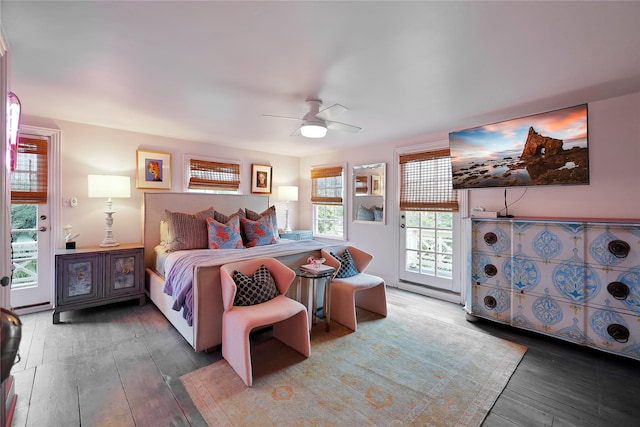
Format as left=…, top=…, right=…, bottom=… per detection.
left=399, top=149, right=458, bottom=212
left=311, top=165, right=345, bottom=239
left=184, top=155, right=240, bottom=194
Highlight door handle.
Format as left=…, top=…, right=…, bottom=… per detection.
left=39, top=226, right=47, bottom=232
left=400, top=224, right=405, bottom=228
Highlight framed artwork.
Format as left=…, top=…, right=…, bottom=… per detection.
left=251, top=164, right=272, bottom=194
left=136, top=150, right=171, bottom=190
left=371, top=175, right=382, bottom=195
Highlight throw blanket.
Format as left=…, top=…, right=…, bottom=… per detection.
left=162, top=239, right=327, bottom=325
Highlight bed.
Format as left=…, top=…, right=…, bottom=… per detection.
left=143, top=192, right=326, bottom=351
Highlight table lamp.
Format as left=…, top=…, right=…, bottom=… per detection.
left=277, top=185, right=298, bottom=233
left=88, top=174, right=131, bottom=247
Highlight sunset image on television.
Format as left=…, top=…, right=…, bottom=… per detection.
left=449, top=104, right=588, bottom=189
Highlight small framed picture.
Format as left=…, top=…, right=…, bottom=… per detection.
left=251, top=164, right=272, bottom=194
left=136, top=150, right=171, bottom=190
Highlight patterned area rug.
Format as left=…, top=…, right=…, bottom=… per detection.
left=181, top=306, right=526, bottom=426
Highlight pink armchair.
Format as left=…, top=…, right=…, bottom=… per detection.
left=321, top=246, right=387, bottom=331
left=220, top=257, right=311, bottom=386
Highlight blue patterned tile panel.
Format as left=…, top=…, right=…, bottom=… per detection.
left=586, top=266, right=640, bottom=316
left=513, top=221, right=585, bottom=262
left=470, top=282, right=511, bottom=324
left=586, top=225, right=640, bottom=270
left=471, top=220, right=511, bottom=255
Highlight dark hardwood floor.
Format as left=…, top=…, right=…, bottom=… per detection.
left=8, top=287, right=640, bottom=426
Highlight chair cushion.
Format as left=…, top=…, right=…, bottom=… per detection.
left=206, top=216, right=244, bottom=249
left=330, top=248, right=359, bottom=278
left=232, top=264, right=279, bottom=306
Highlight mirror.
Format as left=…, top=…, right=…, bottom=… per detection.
left=353, top=163, right=386, bottom=224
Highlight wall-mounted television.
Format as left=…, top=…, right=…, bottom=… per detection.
left=449, top=104, right=588, bottom=189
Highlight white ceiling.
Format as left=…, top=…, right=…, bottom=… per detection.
left=3, top=1, right=640, bottom=157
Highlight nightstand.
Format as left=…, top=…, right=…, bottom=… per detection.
left=279, top=230, right=313, bottom=240
left=53, top=243, right=146, bottom=324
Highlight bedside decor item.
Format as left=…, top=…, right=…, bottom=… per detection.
left=277, top=185, right=298, bottom=232
left=251, top=164, right=272, bottom=194
left=88, top=174, right=131, bottom=247
left=136, top=149, right=171, bottom=190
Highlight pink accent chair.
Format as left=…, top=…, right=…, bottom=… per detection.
left=219, top=257, right=311, bottom=386
left=321, top=246, right=387, bottom=331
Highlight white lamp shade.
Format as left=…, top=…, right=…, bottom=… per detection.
left=300, top=124, right=327, bottom=138
left=277, top=185, right=298, bottom=202
left=88, top=175, right=131, bottom=198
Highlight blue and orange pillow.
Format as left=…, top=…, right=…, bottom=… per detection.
left=206, top=215, right=244, bottom=249
left=241, top=216, right=277, bottom=248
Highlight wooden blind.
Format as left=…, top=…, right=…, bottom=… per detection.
left=11, top=137, right=48, bottom=204
left=399, top=149, right=458, bottom=212
left=311, top=166, right=343, bottom=205
left=188, top=159, right=241, bottom=191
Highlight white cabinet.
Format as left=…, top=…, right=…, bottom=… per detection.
left=467, top=218, right=640, bottom=361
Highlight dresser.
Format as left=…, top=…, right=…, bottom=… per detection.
left=467, top=218, right=640, bottom=361
left=54, top=244, right=146, bottom=323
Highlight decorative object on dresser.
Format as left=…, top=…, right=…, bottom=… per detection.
left=136, top=149, right=171, bottom=190
left=276, top=185, right=298, bottom=232
left=467, top=218, right=640, bottom=361
left=279, top=229, right=312, bottom=240
left=54, top=244, right=145, bottom=324
left=87, top=174, right=131, bottom=247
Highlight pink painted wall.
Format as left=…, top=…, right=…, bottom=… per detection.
left=469, top=92, right=640, bottom=219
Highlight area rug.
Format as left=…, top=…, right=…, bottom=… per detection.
left=180, top=306, right=526, bottom=426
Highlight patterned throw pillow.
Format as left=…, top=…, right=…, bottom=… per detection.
left=206, top=216, right=244, bottom=249
left=214, top=208, right=246, bottom=224
left=245, top=206, right=278, bottom=235
left=164, top=207, right=216, bottom=252
left=241, top=216, right=277, bottom=248
left=232, top=264, right=279, bottom=306
left=330, top=248, right=359, bottom=278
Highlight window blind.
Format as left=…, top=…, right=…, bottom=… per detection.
left=311, top=166, right=343, bottom=205
left=399, top=149, right=458, bottom=212
left=11, top=137, right=48, bottom=204
left=187, top=159, right=240, bottom=191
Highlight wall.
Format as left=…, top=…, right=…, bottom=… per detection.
left=20, top=117, right=300, bottom=249
left=299, top=92, right=640, bottom=288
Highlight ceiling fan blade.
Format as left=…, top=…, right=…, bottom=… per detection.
left=316, top=103, right=348, bottom=121
left=261, top=114, right=303, bottom=121
left=326, top=120, right=361, bottom=133
left=290, top=125, right=302, bottom=137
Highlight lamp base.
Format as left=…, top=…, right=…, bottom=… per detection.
left=99, top=241, right=120, bottom=248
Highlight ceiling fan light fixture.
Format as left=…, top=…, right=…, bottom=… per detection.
left=300, top=123, right=327, bottom=138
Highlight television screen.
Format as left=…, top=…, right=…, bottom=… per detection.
left=449, top=104, right=588, bottom=189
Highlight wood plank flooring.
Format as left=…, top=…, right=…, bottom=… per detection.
left=8, top=287, right=640, bottom=426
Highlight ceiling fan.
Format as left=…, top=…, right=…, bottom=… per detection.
left=262, top=99, right=361, bottom=138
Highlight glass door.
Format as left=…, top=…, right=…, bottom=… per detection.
left=399, top=211, right=458, bottom=292
left=10, top=203, right=52, bottom=309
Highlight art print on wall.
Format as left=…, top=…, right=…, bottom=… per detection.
left=449, top=104, right=588, bottom=189
left=136, top=149, right=171, bottom=190
left=251, top=164, right=272, bottom=194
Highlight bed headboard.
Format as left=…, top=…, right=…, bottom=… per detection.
left=142, top=192, right=270, bottom=268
